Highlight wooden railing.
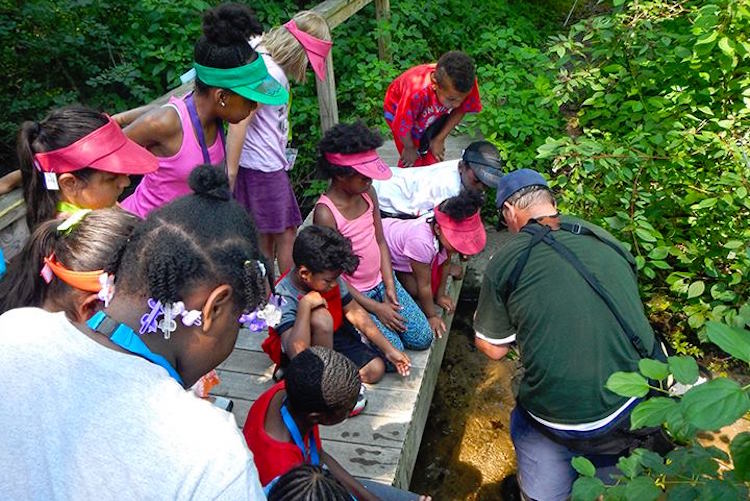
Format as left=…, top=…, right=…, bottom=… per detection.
left=0, top=0, right=392, bottom=256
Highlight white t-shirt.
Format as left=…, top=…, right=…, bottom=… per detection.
left=0, top=308, right=264, bottom=500
left=373, top=159, right=461, bottom=217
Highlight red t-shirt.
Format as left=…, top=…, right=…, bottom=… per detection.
left=384, top=63, right=482, bottom=148
left=243, top=381, right=323, bottom=487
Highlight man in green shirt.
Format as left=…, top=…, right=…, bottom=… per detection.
left=474, top=169, right=657, bottom=500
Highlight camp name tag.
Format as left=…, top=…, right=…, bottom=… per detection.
left=44, top=172, right=59, bottom=190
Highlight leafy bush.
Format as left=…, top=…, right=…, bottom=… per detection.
left=571, top=321, right=750, bottom=500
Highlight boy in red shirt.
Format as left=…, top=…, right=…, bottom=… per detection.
left=244, top=346, right=431, bottom=500
left=384, top=50, right=482, bottom=167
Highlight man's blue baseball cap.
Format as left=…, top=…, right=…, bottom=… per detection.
left=495, top=169, right=549, bottom=208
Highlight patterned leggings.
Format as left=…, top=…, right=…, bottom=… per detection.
left=361, top=276, right=433, bottom=352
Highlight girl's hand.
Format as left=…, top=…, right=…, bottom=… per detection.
left=385, top=286, right=401, bottom=308
left=401, top=146, right=418, bottom=167
left=436, top=295, right=455, bottom=313
left=430, top=137, right=445, bottom=161
left=376, top=302, right=406, bottom=333
left=386, top=349, right=411, bottom=377
left=300, top=291, right=327, bottom=310
left=428, top=315, right=446, bottom=338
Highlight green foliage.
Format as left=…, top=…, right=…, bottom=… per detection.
left=574, top=325, right=750, bottom=499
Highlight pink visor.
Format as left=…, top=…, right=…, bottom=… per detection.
left=434, top=207, right=486, bottom=256
left=284, top=19, right=333, bottom=81
left=325, top=150, right=392, bottom=180
left=33, top=116, right=158, bottom=176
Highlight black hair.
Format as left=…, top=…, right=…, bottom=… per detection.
left=317, top=120, right=384, bottom=179
left=292, top=226, right=359, bottom=275
left=114, top=165, right=268, bottom=315
left=285, top=346, right=360, bottom=416
left=268, top=465, right=350, bottom=501
left=463, top=140, right=502, bottom=168
left=17, top=106, right=107, bottom=229
left=435, top=50, right=476, bottom=93
left=438, top=189, right=484, bottom=221
left=0, top=208, right=138, bottom=317
left=194, top=2, right=263, bottom=94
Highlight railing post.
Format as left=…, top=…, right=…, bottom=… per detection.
left=315, top=51, right=339, bottom=133
left=374, top=0, right=392, bottom=62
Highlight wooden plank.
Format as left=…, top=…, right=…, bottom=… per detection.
left=0, top=188, right=25, bottom=230
left=313, top=0, right=373, bottom=29
left=234, top=328, right=265, bottom=352
left=374, top=0, right=392, bottom=62
left=315, top=50, right=339, bottom=132
left=324, top=439, right=399, bottom=482
left=219, top=347, right=275, bottom=377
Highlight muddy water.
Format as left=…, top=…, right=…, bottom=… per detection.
left=410, top=300, right=520, bottom=500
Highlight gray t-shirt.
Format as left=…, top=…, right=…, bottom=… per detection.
left=0, top=308, right=265, bottom=500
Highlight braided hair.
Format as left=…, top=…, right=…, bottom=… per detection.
left=317, top=120, right=384, bottom=179
left=292, top=226, right=359, bottom=275
left=0, top=208, right=138, bottom=317
left=285, top=346, right=360, bottom=416
left=114, top=165, right=268, bottom=315
left=268, top=465, right=349, bottom=501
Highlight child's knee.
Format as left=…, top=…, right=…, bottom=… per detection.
left=359, top=357, right=385, bottom=384
left=310, top=307, right=334, bottom=348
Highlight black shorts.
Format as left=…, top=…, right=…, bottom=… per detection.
left=333, top=321, right=381, bottom=369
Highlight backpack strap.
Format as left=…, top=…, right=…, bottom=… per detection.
left=559, top=221, right=637, bottom=274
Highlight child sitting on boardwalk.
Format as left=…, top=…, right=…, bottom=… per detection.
left=313, top=122, right=433, bottom=355
left=243, top=346, right=431, bottom=501
left=264, top=226, right=411, bottom=388
left=382, top=191, right=486, bottom=337
left=384, top=51, right=482, bottom=167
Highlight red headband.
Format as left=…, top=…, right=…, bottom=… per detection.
left=33, top=116, right=158, bottom=176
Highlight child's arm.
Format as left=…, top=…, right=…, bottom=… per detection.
left=343, top=300, right=411, bottom=376
left=435, top=258, right=455, bottom=313
left=0, top=170, right=22, bottom=195
left=124, top=107, right=182, bottom=157
left=320, top=450, right=379, bottom=501
left=112, top=105, right=156, bottom=128
left=370, top=188, right=399, bottom=306
left=430, top=110, right=467, bottom=162
left=280, top=292, right=327, bottom=359
left=410, top=260, right=445, bottom=338
left=226, top=114, right=253, bottom=192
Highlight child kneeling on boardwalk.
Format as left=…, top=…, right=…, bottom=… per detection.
left=244, top=346, right=431, bottom=501
left=263, top=225, right=411, bottom=409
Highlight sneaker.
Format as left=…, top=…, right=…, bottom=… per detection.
left=349, top=385, right=367, bottom=417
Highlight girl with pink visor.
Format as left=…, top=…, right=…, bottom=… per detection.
left=227, top=11, right=332, bottom=275
left=382, top=190, right=486, bottom=337
left=17, top=106, right=157, bottom=230
left=314, top=121, right=434, bottom=360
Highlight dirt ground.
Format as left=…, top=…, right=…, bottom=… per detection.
left=410, top=300, right=521, bottom=501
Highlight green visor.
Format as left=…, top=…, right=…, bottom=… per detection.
left=194, top=57, right=289, bottom=106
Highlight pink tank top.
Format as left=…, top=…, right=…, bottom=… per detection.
left=316, top=193, right=383, bottom=292
left=120, top=95, right=225, bottom=218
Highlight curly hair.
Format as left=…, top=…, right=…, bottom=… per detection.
left=317, top=120, right=384, bottom=179
left=114, top=165, right=268, bottom=315
left=292, top=225, right=359, bottom=275
left=268, top=465, right=350, bottom=501
left=285, top=346, right=360, bottom=416
left=194, top=2, right=262, bottom=93
left=435, top=50, right=476, bottom=93
left=438, top=189, right=484, bottom=221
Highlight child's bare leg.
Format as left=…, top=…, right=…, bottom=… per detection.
left=273, top=227, right=297, bottom=275
left=395, top=270, right=418, bottom=298
left=310, top=307, right=334, bottom=349
left=358, top=357, right=385, bottom=384
left=259, top=233, right=275, bottom=271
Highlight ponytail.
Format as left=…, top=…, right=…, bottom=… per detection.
left=18, top=121, right=58, bottom=230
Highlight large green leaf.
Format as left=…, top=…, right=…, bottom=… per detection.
left=624, top=476, right=660, bottom=501
left=630, top=448, right=664, bottom=473
left=705, top=321, right=750, bottom=364
left=606, top=372, right=650, bottom=398
left=571, top=456, right=596, bottom=477
left=638, top=359, right=669, bottom=380
left=730, top=432, right=750, bottom=481
left=687, top=281, right=705, bottom=299
left=630, top=397, right=677, bottom=429
left=666, top=484, right=699, bottom=501
left=571, top=476, right=605, bottom=501
left=680, top=378, right=750, bottom=430
left=617, top=453, right=643, bottom=479
left=698, top=479, right=748, bottom=501
left=667, top=356, right=699, bottom=385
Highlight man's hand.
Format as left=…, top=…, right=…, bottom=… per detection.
left=430, top=137, right=446, bottom=161
left=436, top=295, right=455, bottom=313
left=300, top=291, right=327, bottom=310
left=428, top=315, right=446, bottom=338
left=400, top=145, right=419, bottom=167
left=375, top=301, right=406, bottom=333
left=385, top=349, right=411, bottom=377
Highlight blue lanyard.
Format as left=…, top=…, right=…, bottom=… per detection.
left=280, top=400, right=320, bottom=466
left=184, top=93, right=226, bottom=165
left=87, top=311, right=184, bottom=385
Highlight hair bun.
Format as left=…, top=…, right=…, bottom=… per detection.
left=188, top=165, right=231, bottom=201
left=202, top=3, right=261, bottom=46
